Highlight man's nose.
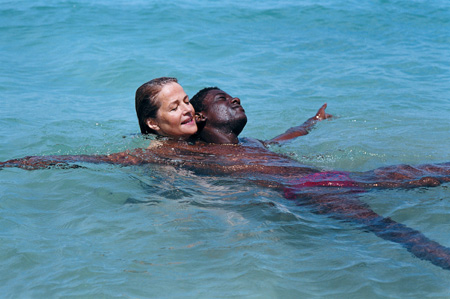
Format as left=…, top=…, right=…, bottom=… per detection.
left=231, top=97, right=241, bottom=104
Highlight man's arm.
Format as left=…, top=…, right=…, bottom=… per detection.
left=0, top=149, right=149, bottom=170
left=265, top=103, right=332, bottom=144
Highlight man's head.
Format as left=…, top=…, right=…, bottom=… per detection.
left=190, top=87, right=247, bottom=144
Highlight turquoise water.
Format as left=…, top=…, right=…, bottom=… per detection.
left=1, top=0, right=450, bottom=297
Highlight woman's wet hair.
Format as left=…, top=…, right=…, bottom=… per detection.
left=135, top=77, right=178, bottom=134
left=190, top=87, right=219, bottom=112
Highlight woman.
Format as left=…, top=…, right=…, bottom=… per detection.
left=135, top=77, right=197, bottom=140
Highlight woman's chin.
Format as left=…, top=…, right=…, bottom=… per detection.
left=181, top=122, right=198, bottom=136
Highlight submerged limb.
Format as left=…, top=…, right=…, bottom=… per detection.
left=358, top=176, right=443, bottom=189
left=286, top=190, right=450, bottom=270
left=282, top=165, right=449, bottom=194
left=368, top=215, right=450, bottom=270
left=0, top=149, right=151, bottom=170
left=0, top=158, right=85, bottom=170
left=356, top=163, right=450, bottom=189
left=0, top=154, right=113, bottom=170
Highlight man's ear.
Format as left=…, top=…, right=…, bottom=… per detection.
left=195, top=112, right=207, bottom=124
left=146, top=118, right=160, bottom=132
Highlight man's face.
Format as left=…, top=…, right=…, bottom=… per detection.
left=201, top=89, right=247, bottom=133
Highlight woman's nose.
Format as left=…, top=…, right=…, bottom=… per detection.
left=182, top=102, right=194, bottom=114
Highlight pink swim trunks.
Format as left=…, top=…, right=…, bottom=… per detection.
left=283, top=171, right=363, bottom=199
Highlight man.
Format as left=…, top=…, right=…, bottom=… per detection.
left=190, top=87, right=447, bottom=187
left=1, top=86, right=450, bottom=270
left=188, top=87, right=450, bottom=270
left=190, top=87, right=331, bottom=145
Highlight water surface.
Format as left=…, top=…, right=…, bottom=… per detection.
left=1, top=0, right=449, bottom=297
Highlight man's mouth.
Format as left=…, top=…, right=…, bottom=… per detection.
left=232, top=104, right=245, bottom=112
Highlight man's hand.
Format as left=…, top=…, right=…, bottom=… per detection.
left=313, top=103, right=333, bottom=120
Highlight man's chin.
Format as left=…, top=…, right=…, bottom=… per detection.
left=233, top=116, right=247, bottom=136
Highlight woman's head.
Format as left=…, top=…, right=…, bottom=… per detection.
left=135, top=77, right=197, bottom=139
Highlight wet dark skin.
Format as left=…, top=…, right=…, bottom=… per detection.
left=193, top=89, right=247, bottom=144
left=1, top=88, right=450, bottom=270
left=193, top=89, right=332, bottom=145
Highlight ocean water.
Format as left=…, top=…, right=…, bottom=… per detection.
left=1, top=0, right=450, bottom=297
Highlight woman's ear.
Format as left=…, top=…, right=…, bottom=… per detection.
left=146, top=118, right=160, bottom=132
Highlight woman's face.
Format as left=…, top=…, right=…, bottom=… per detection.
left=148, top=82, right=197, bottom=139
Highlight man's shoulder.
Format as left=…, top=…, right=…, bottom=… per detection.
left=240, top=137, right=266, bottom=148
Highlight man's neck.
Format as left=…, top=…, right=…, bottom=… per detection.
left=199, top=127, right=239, bottom=144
